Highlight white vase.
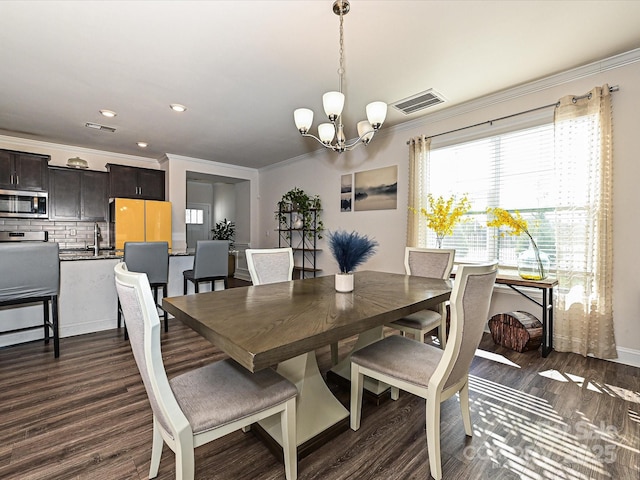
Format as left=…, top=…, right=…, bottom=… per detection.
left=335, top=272, right=354, bottom=293
left=292, top=213, right=304, bottom=229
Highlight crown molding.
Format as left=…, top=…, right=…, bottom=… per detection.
left=0, top=133, right=159, bottom=165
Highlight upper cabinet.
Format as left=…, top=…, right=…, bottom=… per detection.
left=106, top=164, right=165, bottom=201
left=49, top=167, right=108, bottom=221
left=0, top=149, right=50, bottom=191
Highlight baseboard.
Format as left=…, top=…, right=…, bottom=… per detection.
left=606, top=346, right=640, bottom=369
left=234, top=267, right=251, bottom=282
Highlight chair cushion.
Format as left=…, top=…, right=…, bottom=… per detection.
left=390, top=309, right=441, bottom=331
left=351, top=335, right=443, bottom=389
left=169, top=359, right=297, bottom=435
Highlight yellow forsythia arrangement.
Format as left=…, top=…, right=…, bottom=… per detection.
left=486, top=207, right=546, bottom=279
left=410, top=194, right=471, bottom=247
left=486, top=207, right=533, bottom=242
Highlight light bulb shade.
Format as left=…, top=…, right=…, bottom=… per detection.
left=322, top=91, right=345, bottom=120
left=366, top=101, right=387, bottom=129
left=294, top=108, right=314, bottom=133
left=318, top=123, right=336, bottom=144
left=357, top=120, right=374, bottom=144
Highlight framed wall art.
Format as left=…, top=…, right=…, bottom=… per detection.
left=354, top=165, right=398, bottom=211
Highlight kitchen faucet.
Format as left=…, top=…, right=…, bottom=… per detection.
left=87, top=223, right=101, bottom=256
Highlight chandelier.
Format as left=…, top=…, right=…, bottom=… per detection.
left=293, top=0, right=387, bottom=153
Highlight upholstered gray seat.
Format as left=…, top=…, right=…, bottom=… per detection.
left=114, top=262, right=298, bottom=480
left=351, top=262, right=498, bottom=480
left=0, top=242, right=60, bottom=357
left=388, top=247, right=455, bottom=346
left=118, top=241, right=169, bottom=336
left=183, top=240, right=229, bottom=294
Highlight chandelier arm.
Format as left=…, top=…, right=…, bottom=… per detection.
left=343, top=131, right=377, bottom=150
left=299, top=132, right=341, bottom=152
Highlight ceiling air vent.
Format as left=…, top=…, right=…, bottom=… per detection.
left=392, top=89, right=445, bottom=115
left=85, top=122, right=116, bottom=133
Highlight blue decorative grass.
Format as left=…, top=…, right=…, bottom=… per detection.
left=328, top=230, right=379, bottom=273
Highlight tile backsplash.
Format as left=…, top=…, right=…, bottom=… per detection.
left=0, top=219, right=111, bottom=250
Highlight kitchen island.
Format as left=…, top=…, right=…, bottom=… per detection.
left=0, top=250, right=200, bottom=350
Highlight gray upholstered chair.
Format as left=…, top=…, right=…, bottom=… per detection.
left=118, top=241, right=170, bottom=336
left=350, top=262, right=498, bottom=480
left=183, top=240, right=229, bottom=294
left=388, top=247, right=455, bottom=347
left=114, top=262, right=298, bottom=480
left=245, top=247, right=294, bottom=285
left=0, top=242, right=60, bottom=357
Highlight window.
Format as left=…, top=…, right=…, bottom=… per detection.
left=424, top=123, right=557, bottom=269
left=185, top=208, right=204, bottom=225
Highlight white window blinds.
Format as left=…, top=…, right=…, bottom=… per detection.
left=425, top=123, right=556, bottom=269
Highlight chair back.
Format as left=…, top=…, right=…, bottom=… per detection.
left=246, top=248, right=294, bottom=285
left=404, top=247, right=455, bottom=280
left=0, top=242, right=59, bottom=303
left=193, top=240, right=229, bottom=279
left=123, top=242, right=169, bottom=285
left=114, top=262, right=188, bottom=440
left=430, top=262, right=498, bottom=393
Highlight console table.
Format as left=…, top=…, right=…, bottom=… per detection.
left=494, top=274, right=557, bottom=357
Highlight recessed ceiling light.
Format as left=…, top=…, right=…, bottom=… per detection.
left=169, top=103, right=187, bottom=112
left=137, top=142, right=148, bottom=148
left=99, top=109, right=117, bottom=118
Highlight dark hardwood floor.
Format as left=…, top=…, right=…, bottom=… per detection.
left=0, top=303, right=638, bottom=479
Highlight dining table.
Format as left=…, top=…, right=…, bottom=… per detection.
left=162, top=270, right=451, bottom=456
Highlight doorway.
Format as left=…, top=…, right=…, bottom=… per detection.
left=186, top=203, right=211, bottom=249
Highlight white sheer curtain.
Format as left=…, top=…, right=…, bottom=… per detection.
left=407, top=135, right=430, bottom=247
left=553, top=85, right=617, bottom=358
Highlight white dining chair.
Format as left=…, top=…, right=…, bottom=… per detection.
left=246, top=247, right=294, bottom=285
left=246, top=247, right=341, bottom=364
left=350, top=262, right=498, bottom=480
left=387, top=247, right=455, bottom=347
left=114, top=262, right=298, bottom=480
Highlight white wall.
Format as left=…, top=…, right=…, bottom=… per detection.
left=212, top=183, right=235, bottom=224
left=258, top=54, right=640, bottom=366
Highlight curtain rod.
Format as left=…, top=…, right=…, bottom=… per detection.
left=407, top=85, right=619, bottom=144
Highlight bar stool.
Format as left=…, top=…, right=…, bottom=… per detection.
left=0, top=242, right=60, bottom=357
left=118, top=241, right=169, bottom=336
left=183, top=240, right=229, bottom=294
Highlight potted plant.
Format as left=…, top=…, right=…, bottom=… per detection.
left=327, top=230, right=379, bottom=292
left=276, top=187, right=324, bottom=239
left=211, top=218, right=236, bottom=277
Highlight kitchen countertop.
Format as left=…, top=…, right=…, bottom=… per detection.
left=58, top=249, right=194, bottom=261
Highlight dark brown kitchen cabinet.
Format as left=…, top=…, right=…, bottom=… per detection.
left=49, top=167, right=108, bottom=221
left=0, top=149, right=50, bottom=191
left=106, top=164, right=165, bottom=200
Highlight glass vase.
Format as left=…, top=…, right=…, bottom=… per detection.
left=517, top=245, right=550, bottom=281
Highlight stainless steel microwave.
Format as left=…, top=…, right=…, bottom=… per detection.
left=0, top=189, right=48, bottom=218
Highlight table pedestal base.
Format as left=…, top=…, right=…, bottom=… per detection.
left=328, top=326, right=390, bottom=397
left=257, top=351, right=349, bottom=457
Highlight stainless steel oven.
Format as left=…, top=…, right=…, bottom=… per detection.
left=0, top=189, right=48, bottom=219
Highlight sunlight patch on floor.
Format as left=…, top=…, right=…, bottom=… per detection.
left=466, top=374, right=638, bottom=479
left=474, top=348, right=521, bottom=368
left=539, top=369, right=640, bottom=404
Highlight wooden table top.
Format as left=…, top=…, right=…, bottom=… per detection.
left=162, top=270, right=451, bottom=372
